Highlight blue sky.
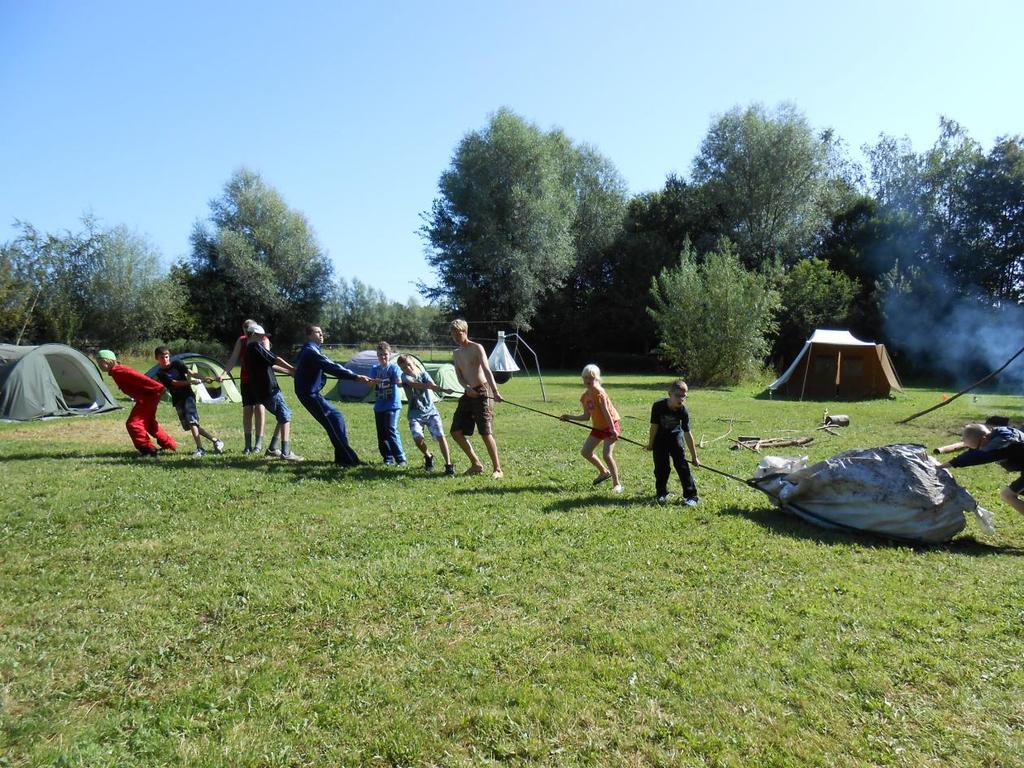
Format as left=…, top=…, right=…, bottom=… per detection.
left=2, top=1, right=1021, bottom=301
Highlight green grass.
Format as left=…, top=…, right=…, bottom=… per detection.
left=2, top=365, right=1023, bottom=767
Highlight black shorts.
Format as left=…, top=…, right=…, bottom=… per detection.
left=240, top=381, right=260, bottom=407
left=1010, top=475, right=1024, bottom=494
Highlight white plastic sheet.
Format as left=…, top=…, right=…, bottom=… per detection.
left=751, top=444, right=992, bottom=543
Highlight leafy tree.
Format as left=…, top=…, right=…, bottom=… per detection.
left=79, top=226, right=182, bottom=346
left=421, top=109, right=606, bottom=329
left=529, top=143, right=631, bottom=363
left=1, top=217, right=183, bottom=346
left=548, top=175, right=716, bottom=364
left=186, top=168, right=333, bottom=343
left=817, top=196, right=923, bottom=342
left=961, top=135, right=1024, bottom=300
left=323, top=277, right=441, bottom=346
left=0, top=239, right=37, bottom=342
left=777, top=258, right=858, bottom=360
left=692, top=103, right=836, bottom=270
left=864, top=133, right=925, bottom=216
left=648, top=239, right=779, bottom=385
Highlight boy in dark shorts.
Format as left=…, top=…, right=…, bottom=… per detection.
left=245, top=325, right=302, bottom=461
left=647, top=379, right=700, bottom=505
left=940, top=422, right=1024, bottom=516
left=154, top=346, right=225, bottom=457
left=449, top=319, right=503, bottom=477
left=219, top=319, right=265, bottom=453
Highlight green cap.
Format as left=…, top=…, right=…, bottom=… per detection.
left=97, top=349, right=116, bottom=361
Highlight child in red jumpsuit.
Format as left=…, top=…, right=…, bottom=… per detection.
left=96, top=349, right=177, bottom=456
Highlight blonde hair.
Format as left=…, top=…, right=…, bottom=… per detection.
left=581, top=364, right=601, bottom=382
left=962, top=423, right=990, bottom=448
left=450, top=319, right=468, bottom=333
left=396, top=354, right=422, bottom=373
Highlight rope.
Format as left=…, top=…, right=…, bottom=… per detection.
left=437, top=387, right=755, bottom=488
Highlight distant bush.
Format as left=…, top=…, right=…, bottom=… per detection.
left=124, top=337, right=229, bottom=360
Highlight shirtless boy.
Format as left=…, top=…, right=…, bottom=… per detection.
left=449, top=319, right=504, bottom=478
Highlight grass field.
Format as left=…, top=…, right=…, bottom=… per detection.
left=2, top=363, right=1023, bottom=767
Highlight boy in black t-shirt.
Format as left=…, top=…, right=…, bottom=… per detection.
left=647, top=379, right=700, bottom=505
left=154, top=346, right=225, bottom=457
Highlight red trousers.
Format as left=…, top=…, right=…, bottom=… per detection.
left=125, top=393, right=177, bottom=453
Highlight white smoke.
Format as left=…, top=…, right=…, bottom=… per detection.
left=882, top=275, right=1024, bottom=389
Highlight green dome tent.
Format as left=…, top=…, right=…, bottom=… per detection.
left=421, top=362, right=461, bottom=397
left=144, top=353, right=241, bottom=403
left=0, top=343, right=119, bottom=421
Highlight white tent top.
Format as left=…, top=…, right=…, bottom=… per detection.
left=769, top=329, right=882, bottom=392
left=803, top=329, right=875, bottom=347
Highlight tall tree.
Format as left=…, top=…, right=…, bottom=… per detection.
left=529, top=142, right=630, bottom=363
left=692, top=103, right=836, bottom=270
left=543, top=175, right=715, bottom=364
left=421, top=109, right=598, bottom=329
left=961, top=136, right=1024, bottom=300
left=186, top=168, right=333, bottom=343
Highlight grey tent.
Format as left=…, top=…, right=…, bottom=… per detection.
left=0, top=343, right=119, bottom=421
left=325, top=350, right=442, bottom=402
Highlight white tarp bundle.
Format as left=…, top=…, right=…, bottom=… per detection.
left=751, top=444, right=993, bottom=543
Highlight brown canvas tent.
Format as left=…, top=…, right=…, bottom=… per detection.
left=768, top=329, right=902, bottom=400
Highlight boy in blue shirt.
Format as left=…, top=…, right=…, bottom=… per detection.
left=368, top=341, right=406, bottom=465
left=397, top=354, right=454, bottom=475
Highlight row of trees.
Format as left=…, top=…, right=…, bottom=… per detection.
left=4, top=104, right=1020, bottom=384
left=421, top=106, right=1024, bottom=382
left=1, top=170, right=440, bottom=351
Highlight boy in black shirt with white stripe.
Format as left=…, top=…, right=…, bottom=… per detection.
left=647, top=379, right=700, bottom=505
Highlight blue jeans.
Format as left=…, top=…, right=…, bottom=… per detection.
left=374, top=409, right=405, bottom=464
left=259, top=391, right=292, bottom=424
left=299, top=393, right=360, bottom=466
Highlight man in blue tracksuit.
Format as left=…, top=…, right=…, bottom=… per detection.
left=293, top=325, right=371, bottom=466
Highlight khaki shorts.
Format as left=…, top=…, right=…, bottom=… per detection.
left=451, top=393, right=493, bottom=437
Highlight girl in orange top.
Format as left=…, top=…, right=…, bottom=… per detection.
left=560, top=364, right=623, bottom=493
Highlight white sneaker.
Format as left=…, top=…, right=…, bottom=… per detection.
left=212, top=439, right=225, bottom=454
left=280, top=451, right=304, bottom=462
left=192, top=447, right=206, bottom=458
left=611, top=484, right=623, bottom=494
left=265, top=448, right=282, bottom=458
